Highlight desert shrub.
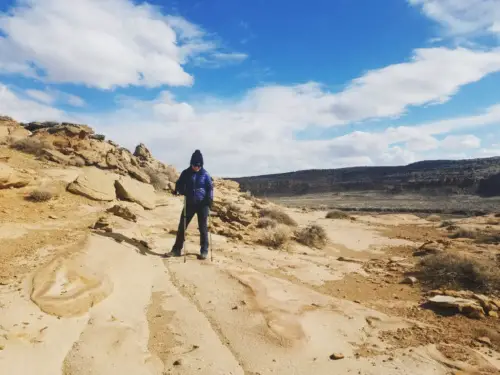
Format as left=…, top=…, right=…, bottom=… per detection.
left=326, top=209, right=350, bottom=220
left=260, top=208, right=297, bottom=227
left=11, top=137, right=53, bottom=156
left=449, top=228, right=478, bottom=239
left=440, top=220, right=454, bottom=228
left=27, top=189, right=54, bottom=202
left=257, top=218, right=277, bottom=229
left=92, top=134, right=106, bottom=141
left=475, top=232, right=500, bottom=245
left=418, top=252, right=500, bottom=293
left=165, top=165, right=178, bottom=182
left=258, top=224, right=291, bottom=249
left=426, top=214, right=441, bottom=222
left=295, top=224, right=328, bottom=248
left=150, top=174, right=168, bottom=191
left=0, top=136, right=14, bottom=145
left=144, top=168, right=168, bottom=191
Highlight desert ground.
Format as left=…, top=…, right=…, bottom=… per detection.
left=270, top=192, right=500, bottom=215
left=1, top=119, right=500, bottom=375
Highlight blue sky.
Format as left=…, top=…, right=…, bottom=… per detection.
left=0, top=0, right=499, bottom=177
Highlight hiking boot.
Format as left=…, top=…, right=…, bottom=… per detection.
left=198, top=252, right=208, bottom=260
left=163, top=250, right=181, bottom=258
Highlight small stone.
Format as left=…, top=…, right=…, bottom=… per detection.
left=173, top=359, right=182, bottom=366
left=477, top=337, right=492, bottom=346
left=402, top=276, right=418, bottom=285
left=488, top=310, right=498, bottom=318
left=232, top=306, right=239, bottom=310
left=48, top=215, right=58, bottom=219
left=329, top=353, right=344, bottom=360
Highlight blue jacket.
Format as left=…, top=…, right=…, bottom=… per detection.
left=175, top=167, right=214, bottom=205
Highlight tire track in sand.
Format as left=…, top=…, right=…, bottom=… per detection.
left=163, top=259, right=254, bottom=375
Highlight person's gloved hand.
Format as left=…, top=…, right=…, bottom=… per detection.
left=206, top=198, right=213, bottom=208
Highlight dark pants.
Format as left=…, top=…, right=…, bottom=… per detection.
left=172, top=203, right=209, bottom=255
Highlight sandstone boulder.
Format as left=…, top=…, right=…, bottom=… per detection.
left=133, top=143, right=152, bottom=160
left=0, top=163, right=32, bottom=189
left=126, top=164, right=150, bottom=184
left=67, top=168, right=117, bottom=201
left=0, top=116, right=30, bottom=143
left=427, top=295, right=485, bottom=319
left=106, top=205, right=137, bottom=222
left=115, top=176, right=156, bottom=210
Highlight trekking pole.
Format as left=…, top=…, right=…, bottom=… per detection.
left=183, top=195, right=187, bottom=264
left=209, top=212, right=214, bottom=262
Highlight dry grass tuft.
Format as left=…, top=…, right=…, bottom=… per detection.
left=426, top=214, right=441, bottom=222
left=11, top=137, right=53, bottom=156
left=449, top=228, right=478, bottom=239
left=144, top=168, right=169, bottom=191
left=256, top=217, right=277, bottom=229
left=448, top=227, right=500, bottom=244
left=325, top=209, right=351, bottom=220
left=295, top=224, right=328, bottom=249
left=260, top=208, right=297, bottom=227
left=258, top=224, right=292, bottom=249
left=418, top=252, right=500, bottom=293
left=26, top=189, right=54, bottom=202
left=440, top=220, right=454, bottom=228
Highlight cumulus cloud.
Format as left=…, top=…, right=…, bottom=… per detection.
left=409, top=0, right=500, bottom=37
left=78, top=84, right=500, bottom=177
left=1, top=75, right=499, bottom=177
left=0, top=84, right=65, bottom=121
left=25, top=88, right=86, bottom=107
left=0, top=0, right=246, bottom=89
left=440, top=134, right=481, bottom=150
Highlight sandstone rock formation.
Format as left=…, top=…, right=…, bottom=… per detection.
left=67, top=168, right=117, bottom=201
left=115, top=175, right=156, bottom=210
left=427, top=291, right=500, bottom=319
left=0, top=162, right=32, bottom=189
left=16, top=121, right=176, bottom=187
left=0, top=116, right=30, bottom=143
left=106, top=204, right=138, bottom=222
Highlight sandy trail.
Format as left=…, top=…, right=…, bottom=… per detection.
left=0, top=197, right=498, bottom=375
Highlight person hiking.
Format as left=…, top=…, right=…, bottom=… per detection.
left=164, top=150, right=213, bottom=260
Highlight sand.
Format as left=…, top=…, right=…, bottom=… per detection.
left=1, top=191, right=499, bottom=375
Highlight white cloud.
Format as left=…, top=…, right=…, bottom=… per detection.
left=1, top=77, right=499, bottom=176
left=2, top=40, right=500, bottom=176
left=0, top=0, right=245, bottom=89
left=66, top=94, right=86, bottom=108
left=25, top=89, right=54, bottom=105
left=24, top=88, right=86, bottom=107
left=409, top=0, right=500, bottom=37
left=0, top=84, right=65, bottom=122
left=440, top=134, right=481, bottom=150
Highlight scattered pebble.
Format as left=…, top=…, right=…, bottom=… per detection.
left=329, top=353, right=344, bottom=360
left=173, top=359, right=182, bottom=366
left=477, top=336, right=492, bottom=346
left=401, top=276, right=418, bottom=285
